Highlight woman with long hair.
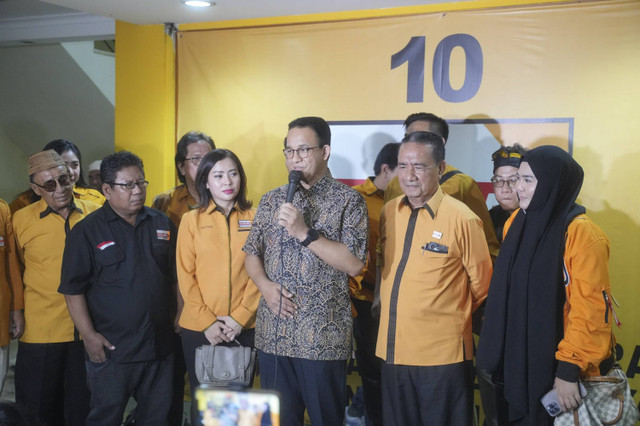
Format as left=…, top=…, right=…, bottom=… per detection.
left=176, top=149, right=260, bottom=425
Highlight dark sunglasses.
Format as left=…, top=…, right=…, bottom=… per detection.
left=31, top=174, right=72, bottom=192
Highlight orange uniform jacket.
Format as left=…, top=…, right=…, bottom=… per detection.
left=0, top=200, right=21, bottom=347
left=152, top=185, right=196, bottom=229
left=10, top=198, right=100, bottom=343
left=349, top=178, right=384, bottom=302
left=385, top=165, right=500, bottom=261
left=504, top=212, right=613, bottom=376
left=376, top=187, right=492, bottom=366
left=176, top=203, right=260, bottom=332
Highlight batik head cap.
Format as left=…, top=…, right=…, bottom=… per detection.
left=491, top=147, right=522, bottom=172
left=28, top=150, right=65, bottom=176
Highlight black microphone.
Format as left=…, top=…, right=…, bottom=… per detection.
left=286, top=170, right=302, bottom=203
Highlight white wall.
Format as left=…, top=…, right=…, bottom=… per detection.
left=0, top=42, right=115, bottom=201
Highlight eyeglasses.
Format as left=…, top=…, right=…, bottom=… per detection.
left=283, top=146, right=320, bottom=159
left=109, top=180, right=149, bottom=190
left=184, top=156, right=204, bottom=166
left=31, top=174, right=72, bottom=192
left=491, top=177, right=518, bottom=188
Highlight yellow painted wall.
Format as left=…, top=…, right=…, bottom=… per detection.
left=115, top=21, right=176, bottom=202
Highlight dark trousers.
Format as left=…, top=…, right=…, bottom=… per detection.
left=15, top=340, right=90, bottom=426
left=477, top=367, right=510, bottom=426
left=381, top=360, right=474, bottom=426
left=182, top=328, right=255, bottom=426
left=85, top=352, right=174, bottom=426
left=352, top=298, right=383, bottom=426
left=258, top=349, right=347, bottom=426
left=168, top=334, right=186, bottom=426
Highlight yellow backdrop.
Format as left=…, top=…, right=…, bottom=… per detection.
left=115, top=0, right=640, bottom=418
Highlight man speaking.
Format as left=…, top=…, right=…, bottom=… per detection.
left=244, top=116, right=369, bottom=426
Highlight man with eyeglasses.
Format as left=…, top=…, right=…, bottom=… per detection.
left=59, top=151, right=179, bottom=426
left=488, top=144, right=527, bottom=243
left=153, top=131, right=215, bottom=228
left=244, top=116, right=369, bottom=426
left=384, top=113, right=500, bottom=262
left=9, top=150, right=100, bottom=425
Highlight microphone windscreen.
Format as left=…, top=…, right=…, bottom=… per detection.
left=288, top=170, right=302, bottom=184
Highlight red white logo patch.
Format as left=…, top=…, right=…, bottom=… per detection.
left=156, top=230, right=170, bottom=241
left=97, top=241, right=115, bottom=250
left=238, top=220, right=252, bottom=229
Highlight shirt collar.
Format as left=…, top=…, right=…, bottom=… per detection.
left=205, top=200, right=236, bottom=216
left=400, top=186, right=445, bottom=219
left=39, top=199, right=82, bottom=219
left=361, top=177, right=383, bottom=197
left=103, top=201, right=148, bottom=225
left=304, top=169, right=333, bottom=194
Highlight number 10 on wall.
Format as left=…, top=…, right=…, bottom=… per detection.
left=391, top=34, right=483, bottom=103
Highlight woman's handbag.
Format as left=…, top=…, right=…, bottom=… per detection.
left=194, top=340, right=257, bottom=387
left=555, top=366, right=640, bottom=425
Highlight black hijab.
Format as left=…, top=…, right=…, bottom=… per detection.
left=477, top=145, right=585, bottom=424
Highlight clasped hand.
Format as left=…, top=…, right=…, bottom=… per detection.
left=205, top=316, right=243, bottom=345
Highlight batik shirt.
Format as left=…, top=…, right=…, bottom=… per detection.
left=243, top=172, right=368, bottom=361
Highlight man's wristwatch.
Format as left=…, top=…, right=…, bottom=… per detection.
left=300, top=228, right=319, bottom=247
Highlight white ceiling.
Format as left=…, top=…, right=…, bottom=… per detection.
left=0, top=0, right=472, bottom=46
left=2, top=0, right=468, bottom=26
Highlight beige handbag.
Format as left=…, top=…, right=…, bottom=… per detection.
left=555, top=366, right=640, bottom=426
left=194, top=341, right=257, bottom=387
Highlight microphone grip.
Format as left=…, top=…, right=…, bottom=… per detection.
left=286, top=182, right=297, bottom=203
left=285, top=170, right=302, bottom=203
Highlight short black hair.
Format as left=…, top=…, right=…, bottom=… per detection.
left=403, top=112, right=449, bottom=142
left=373, top=143, right=400, bottom=176
left=401, top=131, right=446, bottom=165
left=101, top=151, right=144, bottom=186
left=42, top=139, right=88, bottom=187
left=286, top=116, right=331, bottom=148
left=195, top=149, right=252, bottom=212
left=175, top=131, right=215, bottom=184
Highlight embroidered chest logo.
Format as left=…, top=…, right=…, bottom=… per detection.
left=156, top=230, right=170, bottom=241
left=97, top=241, right=115, bottom=250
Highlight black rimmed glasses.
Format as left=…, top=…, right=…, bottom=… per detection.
left=283, top=146, right=320, bottom=159
left=490, top=177, right=518, bottom=188
left=109, top=180, right=149, bottom=190
left=184, top=156, right=204, bottom=166
left=31, top=174, right=72, bottom=192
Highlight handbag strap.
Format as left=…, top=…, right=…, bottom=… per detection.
left=582, top=376, right=622, bottom=384
left=573, top=410, right=580, bottom=426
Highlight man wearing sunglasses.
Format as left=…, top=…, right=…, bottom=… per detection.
left=9, top=150, right=101, bottom=425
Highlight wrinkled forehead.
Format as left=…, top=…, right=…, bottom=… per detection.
left=33, top=164, right=68, bottom=182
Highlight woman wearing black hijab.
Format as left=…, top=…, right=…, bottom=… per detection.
left=477, top=145, right=614, bottom=425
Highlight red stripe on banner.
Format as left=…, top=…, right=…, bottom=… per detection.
left=478, top=182, right=494, bottom=200
left=338, top=178, right=366, bottom=187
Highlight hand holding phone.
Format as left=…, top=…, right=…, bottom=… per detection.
left=540, top=383, right=587, bottom=416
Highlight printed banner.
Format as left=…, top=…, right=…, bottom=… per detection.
left=176, top=0, right=640, bottom=418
